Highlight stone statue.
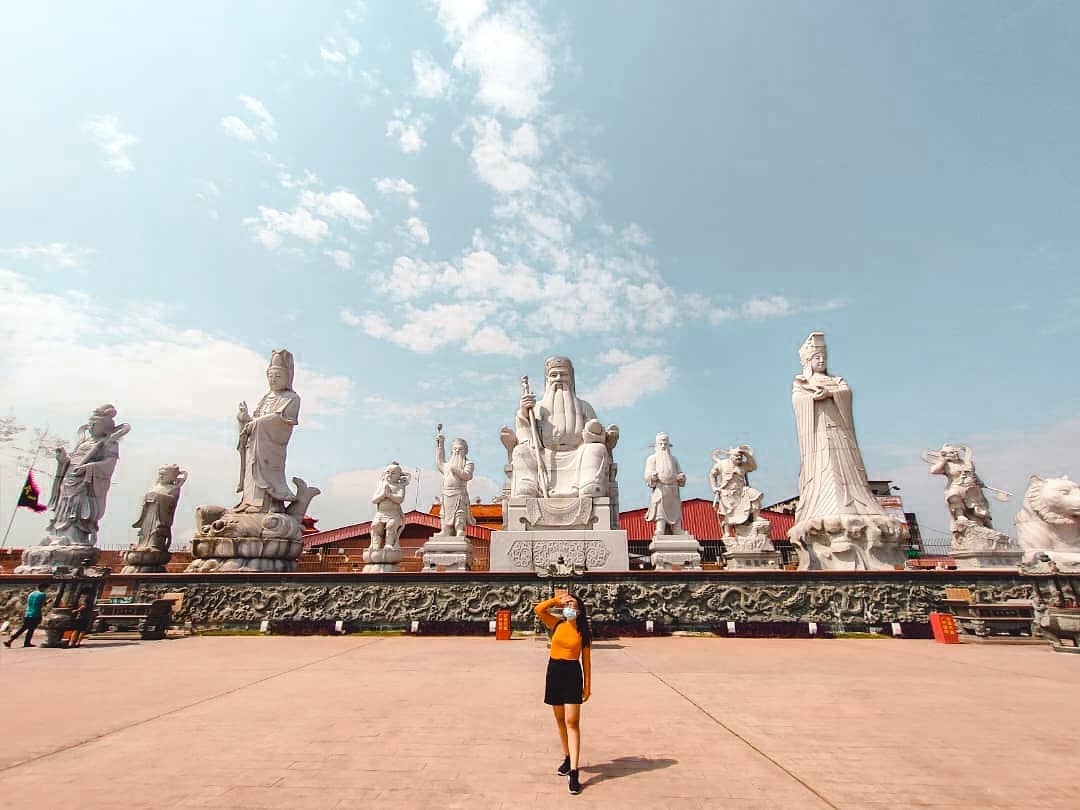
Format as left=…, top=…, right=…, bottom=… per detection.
left=789, top=333, right=906, bottom=570
left=507, top=356, right=619, bottom=499
left=644, top=433, right=687, bottom=538
left=1015, top=475, right=1080, bottom=572
left=364, top=462, right=410, bottom=572
left=643, top=432, right=700, bottom=570
left=710, top=445, right=763, bottom=538
left=187, top=350, right=321, bottom=572
left=434, top=432, right=475, bottom=537
left=923, top=444, right=1019, bottom=566
left=422, top=428, right=474, bottom=571
left=122, top=465, right=188, bottom=573
left=491, top=355, right=630, bottom=572
left=16, top=404, right=131, bottom=574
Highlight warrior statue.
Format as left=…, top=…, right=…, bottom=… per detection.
left=923, top=444, right=1015, bottom=558
left=710, top=445, right=763, bottom=538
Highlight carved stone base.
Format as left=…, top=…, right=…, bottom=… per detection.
left=1020, top=551, right=1080, bottom=575
left=503, top=497, right=616, bottom=531
left=15, top=541, right=100, bottom=575
left=649, top=535, right=702, bottom=570
left=489, top=529, right=629, bottom=572
left=187, top=534, right=303, bottom=573
left=789, top=514, right=907, bottom=571
left=363, top=546, right=402, bottom=573
left=186, top=556, right=297, bottom=573
left=421, top=536, right=470, bottom=571
left=725, top=550, right=782, bottom=569
left=121, top=548, right=171, bottom=574
left=952, top=549, right=1022, bottom=569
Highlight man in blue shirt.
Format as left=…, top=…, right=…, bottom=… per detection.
left=3, top=583, right=49, bottom=648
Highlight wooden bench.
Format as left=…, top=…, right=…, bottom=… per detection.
left=93, top=598, right=177, bottom=640
left=942, top=588, right=1034, bottom=637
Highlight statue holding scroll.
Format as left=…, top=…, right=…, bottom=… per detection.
left=122, top=465, right=188, bottom=573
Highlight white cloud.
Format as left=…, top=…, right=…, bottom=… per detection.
left=466, top=116, right=539, bottom=193
left=598, top=348, right=636, bottom=365
left=404, top=216, right=431, bottom=245
left=386, top=106, right=430, bottom=154
left=239, top=95, right=277, bottom=142
left=740, top=295, right=846, bottom=321
left=465, top=324, right=525, bottom=357
left=299, top=189, right=373, bottom=229
left=581, top=354, right=674, bottom=410
left=413, top=50, right=451, bottom=99
left=220, top=115, right=256, bottom=142
left=279, top=169, right=320, bottom=189
left=375, top=176, right=420, bottom=210
left=325, top=249, right=354, bottom=269
left=0, top=244, right=94, bottom=269
left=82, top=114, right=138, bottom=174
left=447, top=4, right=552, bottom=119
left=320, top=35, right=361, bottom=65
left=244, top=205, right=330, bottom=250
left=620, top=223, right=651, bottom=247
left=339, top=307, right=362, bottom=326
left=435, top=0, right=489, bottom=40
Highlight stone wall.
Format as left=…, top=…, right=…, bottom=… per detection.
left=4, top=570, right=1069, bottom=630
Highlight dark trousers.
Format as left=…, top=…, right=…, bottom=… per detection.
left=9, top=616, right=41, bottom=646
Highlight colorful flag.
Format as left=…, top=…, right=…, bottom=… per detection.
left=17, top=471, right=47, bottom=513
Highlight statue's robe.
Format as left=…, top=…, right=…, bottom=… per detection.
left=714, top=462, right=762, bottom=527
left=237, top=389, right=300, bottom=510
left=791, top=373, right=884, bottom=523
left=644, top=451, right=683, bottom=526
left=438, top=457, right=476, bottom=530
left=132, top=486, right=180, bottom=551
left=48, top=434, right=121, bottom=544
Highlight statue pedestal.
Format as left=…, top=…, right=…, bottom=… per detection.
left=186, top=510, right=304, bottom=573
left=363, top=546, right=402, bottom=573
left=790, top=514, right=908, bottom=571
left=648, top=534, right=702, bottom=571
left=15, top=540, right=100, bottom=575
left=723, top=518, right=781, bottom=570
left=492, top=496, right=629, bottom=573
left=951, top=523, right=1022, bottom=569
left=420, top=535, right=470, bottom=571
left=121, top=548, right=171, bottom=574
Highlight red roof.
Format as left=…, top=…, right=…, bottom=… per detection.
left=303, top=509, right=492, bottom=550
left=618, top=498, right=793, bottom=542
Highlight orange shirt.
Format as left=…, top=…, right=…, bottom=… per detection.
left=534, top=596, right=582, bottom=661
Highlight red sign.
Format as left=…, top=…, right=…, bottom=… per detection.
left=929, top=612, right=960, bottom=644
left=495, top=609, right=512, bottom=641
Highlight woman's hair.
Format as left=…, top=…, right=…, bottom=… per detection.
left=567, top=591, right=592, bottom=649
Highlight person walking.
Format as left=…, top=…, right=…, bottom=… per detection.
left=3, top=583, right=49, bottom=648
left=534, top=591, right=592, bottom=795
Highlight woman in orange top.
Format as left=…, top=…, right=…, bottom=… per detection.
left=534, top=591, right=592, bottom=795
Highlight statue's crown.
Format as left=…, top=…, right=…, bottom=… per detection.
left=798, top=332, right=826, bottom=364
left=544, top=355, right=574, bottom=375
left=92, top=403, right=117, bottom=419
left=268, top=349, right=295, bottom=385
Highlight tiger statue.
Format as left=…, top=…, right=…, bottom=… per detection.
left=1015, top=475, right=1080, bottom=571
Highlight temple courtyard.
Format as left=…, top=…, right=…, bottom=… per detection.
left=0, top=635, right=1076, bottom=809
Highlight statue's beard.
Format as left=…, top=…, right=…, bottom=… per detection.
left=655, top=448, right=676, bottom=479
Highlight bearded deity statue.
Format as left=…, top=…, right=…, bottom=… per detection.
left=789, top=332, right=907, bottom=570
left=16, top=404, right=131, bottom=574
left=122, top=465, right=188, bottom=573
left=643, top=432, right=701, bottom=570
left=187, top=349, right=321, bottom=572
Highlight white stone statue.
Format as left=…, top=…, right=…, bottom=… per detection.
left=644, top=432, right=687, bottom=538
left=187, top=349, right=320, bottom=573
left=507, top=356, right=619, bottom=498
left=923, top=444, right=1017, bottom=564
left=434, top=431, right=475, bottom=537
left=235, top=349, right=301, bottom=513
left=16, top=404, right=131, bottom=574
left=710, top=445, right=763, bottom=538
left=370, top=462, right=410, bottom=551
left=122, top=465, right=188, bottom=573
left=789, top=332, right=906, bottom=570
left=1016, top=475, right=1080, bottom=572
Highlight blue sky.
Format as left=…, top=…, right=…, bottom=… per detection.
left=1, top=0, right=1078, bottom=549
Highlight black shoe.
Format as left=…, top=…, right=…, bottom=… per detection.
left=568, top=769, right=582, bottom=795
left=557, top=755, right=571, bottom=775
left=2, top=640, right=10, bottom=648
left=23, top=643, right=35, bottom=647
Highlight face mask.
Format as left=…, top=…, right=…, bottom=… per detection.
left=562, top=608, right=578, bottom=621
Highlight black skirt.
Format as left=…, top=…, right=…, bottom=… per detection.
left=544, top=657, right=583, bottom=705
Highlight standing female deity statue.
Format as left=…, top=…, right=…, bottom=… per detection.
left=789, top=333, right=906, bottom=570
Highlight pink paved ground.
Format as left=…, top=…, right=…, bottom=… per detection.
left=0, top=634, right=1076, bottom=809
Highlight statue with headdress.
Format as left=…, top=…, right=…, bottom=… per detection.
left=122, top=465, right=188, bottom=573
left=187, top=349, right=321, bottom=572
left=710, top=445, right=762, bottom=537
left=789, top=333, right=907, bottom=570
left=364, top=462, right=411, bottom=572
left=16, top=404, right=131, bottom=573
left=643, top=432, right=701, bottom=569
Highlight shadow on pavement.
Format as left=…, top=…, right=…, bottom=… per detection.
left=591, top=643, right=625, bottom=649
left=79, top=641, right=141, bottom=648
left=583, top=756, right=678, bottom=786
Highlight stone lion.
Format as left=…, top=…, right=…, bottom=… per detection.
left=1015, top=475, right=1080, bottom=571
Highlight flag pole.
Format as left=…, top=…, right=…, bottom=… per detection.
left=1, top=429, right=48, bottom=550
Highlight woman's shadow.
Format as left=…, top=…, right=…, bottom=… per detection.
left=582, top=756, right=678, bottom=787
